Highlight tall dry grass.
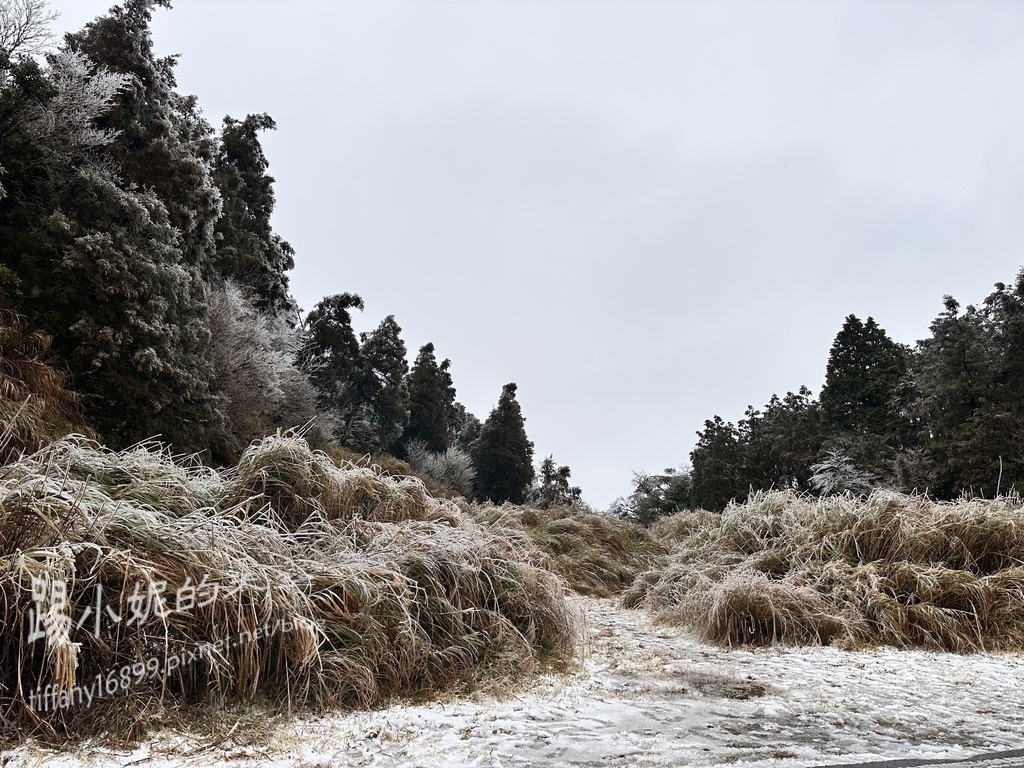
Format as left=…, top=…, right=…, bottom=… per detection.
left=0, top=311, right=94, bottom=462
left=470, top=503, right=665, bottom=597
left=626, top=490, right=1024, bottom=651
left=0, top=435, right=577, bottom=741
left=322, top=444, right=461, bottom=501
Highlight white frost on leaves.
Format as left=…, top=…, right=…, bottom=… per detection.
left=31, top=50, right=130, bottom=150
left=10, top=597, right=1024, bottom=768
left=405, top=439, right=477, bottom=497
left=208, top=279, right=320, bottom=443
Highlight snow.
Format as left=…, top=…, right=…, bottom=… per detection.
left=9, top=596, right=1024, bottom=768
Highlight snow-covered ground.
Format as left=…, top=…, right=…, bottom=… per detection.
left=11, top=597, right=1024, bottom=768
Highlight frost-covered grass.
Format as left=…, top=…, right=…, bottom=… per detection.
left=471, top=503, right=665, bottom=598
left=627, top=489, right=1024, bottom=650
left=0, top=435, right=577, bottom=742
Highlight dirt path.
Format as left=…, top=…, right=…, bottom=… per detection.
left=11, top=597, right=1024, bottom=767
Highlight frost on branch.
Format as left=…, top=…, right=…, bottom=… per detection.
left=30, top=50, right=130, bottom=152
left=208, top=280, right=324, bottom=456
left=0, top=0, right=57, bottom=57
left=405, top=439, right=476, bottom=497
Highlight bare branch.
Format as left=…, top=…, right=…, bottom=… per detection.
left=0, top=0, right=58, bottom=57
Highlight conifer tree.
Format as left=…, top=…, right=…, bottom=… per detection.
left=820, top=315, right=907, bottom=435
left=689, top=416, right=745, bottom=512
left=530, top=455, right=582, bottom=509
left=449, top=401, right=482, bottom=452
left=912, top=295, right=1006, bottom=496
left=741, top=387, right=828, bottom=493
left=64, top=0, right=222, bottom=275
left=212, top=113, right=295, bottom=314
left=401, top=343, right=456, bottom=453
left=472, top=383, right=534, bottom=504
left=610, top=468, right=690, bottom=526
left=0, top=10, right=223, bottom=451
left=304, top=292, right=365, bottom=441
left=351, top=315, right=410, bottom=452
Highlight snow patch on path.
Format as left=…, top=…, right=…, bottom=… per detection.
left=9, top=597, right=1024, bottom=767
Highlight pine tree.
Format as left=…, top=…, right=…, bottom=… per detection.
left=741, top=387, right=829, bottom=493
left=530, top=455, right=583, bottom=509
left=472, top=382, right=534, bottom=504
left=0, top=25, right=222, bottom=451
left=65, top=0, right=222, bottom=276
left=304, top=292, right=365, bottom=442
left=211, top=113, right=295, bottom=314
left=350, top=315, right=410, bottom=452
left=401, top=343, right=456, bottom=453
left=912, top=294, right=1009, bottom=497
left=689, top=416, right=745, bottom=512
left=449, top=401, right=482, bottom=452
left=820, top=315, right=908, bottom=435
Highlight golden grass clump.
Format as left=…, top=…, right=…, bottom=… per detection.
left=322, top=444, right=461, bottom=500
left=627, top=489, right=1024, bottom=651
left=0, top=435, right=577, bottom=741
left=0, top=312, right=94, bottom=463
left=468, top=503, right=665, bottom=597
left=225, top=436, right=444, bottom=528
left=648, top=509, right=721, bottom=547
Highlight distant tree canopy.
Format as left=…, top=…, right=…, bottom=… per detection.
left=212, top=113, right=295, bottom=314
left=530, top=455, right=583, bottom=509
left=820, top=315, right=908, bottom=435
left=642, top=287, right=1024, bottom=514
left=611, top=467, right=691, bottom=526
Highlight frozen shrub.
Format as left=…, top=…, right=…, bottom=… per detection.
left=207, top=281, right=327, bottom=457
left=405, top=439, right=476, bottom=498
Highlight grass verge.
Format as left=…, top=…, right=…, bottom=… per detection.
left=626, top=489, right=1024, bottom=651
left=470, top=503, right=665, bottom=597
left=0, top=435, right=577, bottom=742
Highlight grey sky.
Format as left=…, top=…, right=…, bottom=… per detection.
left=49, top=0, right=1024, bottom=508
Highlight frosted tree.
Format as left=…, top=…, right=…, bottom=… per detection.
left=472, top=383, right=534, bottom=504
left=304, top=292, right=365, bottom=443
left=809, top=449, right=878, bottom=497
left=0, top=1, right=227, bottom=450
left=212, top=113, right=295, bottom=313
left=28, top=50, right=130, bottom=155
left=529, top=455, right=583, bottom=509
left=401, top=343, right=456, bottom=454
left=42, top=170, right=222, bottom=449
left=65, top=0, right=222, bottom=274
left=405, top=439, right=476, bottom=497
left=820, top=315, right=907, bottom=435
left=0, top=0, right=57, bottom=57
left=351, top=314, right=409, bottom=452
left=207, top=280, right=320, bottom=458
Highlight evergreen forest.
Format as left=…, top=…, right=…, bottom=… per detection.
left=0, top=0, right=548, bottom=506
left=615, top=280, right=1024, bottom=521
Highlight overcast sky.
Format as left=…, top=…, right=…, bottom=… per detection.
left=48, top=0, right=1024, bottom=509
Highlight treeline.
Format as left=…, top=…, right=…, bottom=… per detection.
left=0, top=0, right=570, bottom=505
left=616, top=272, right=1024, bottom=520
